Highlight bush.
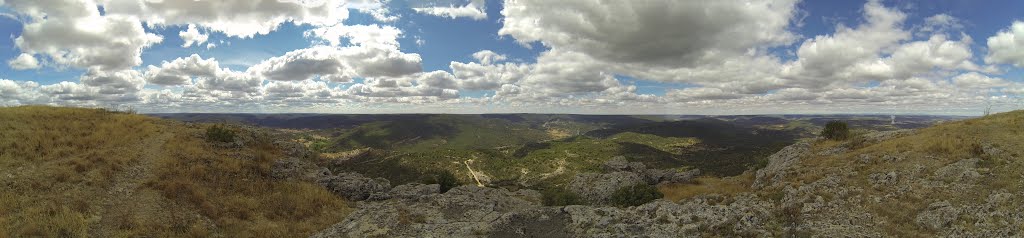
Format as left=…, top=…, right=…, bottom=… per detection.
left=609, top=183, right=663, bottom=207
left=205, top=125, right=236, bottom=143
left=820, top=121, right=850, bottom=140
left=422, top=170, right=461, bottom=193
left=541, top=187, right=583, bottom=206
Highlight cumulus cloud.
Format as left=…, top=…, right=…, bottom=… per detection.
left=144, top=54, right=226, bottom=86
left=7, top=0, right=163, bottom=70
left=499, top=0, right=799, bottom=67
left=952, top=72, right=1009, bottom=89
left=248, top=45, right=422, bottom=83
left=450, top=61, right=529, bottom=90
left=79, top=68, right=146, bottom=95
left=99, top=0, right=353, bottom=38
left=345, top=71, right=459, bottom=99
left=985, top=21, right=1024, bottom=67
left=7, top=53, right=39, bottom=70
left=471, top=50, right=507, bottom=65
left=305, top=24, right=402, bottom=47
left=412, top=0, right=486, bottom=20
left=179, top=24, right=209, bottom=48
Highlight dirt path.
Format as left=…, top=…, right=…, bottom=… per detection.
left=89, top=129, right=181, bottom=236
left=463, top=159, right=485, bottom=187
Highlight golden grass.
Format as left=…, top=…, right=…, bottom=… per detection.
left=0, top=106, right=350, bottom=237
left=659, top=172, right=755, bottom=202
left=0, top=106, right=158, bottom=236
left=146, top=124, right=351, bottom=237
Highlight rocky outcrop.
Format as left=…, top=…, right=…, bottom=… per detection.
left=568, top=172, right=646, bottom=205
left=567, top=158, right=701, bottom=205
left=310, top=185, right=568, bottom=237
left=317, top=172, right=391, bottom=201
left=753, top=141, right=811, bottom=188
left=270, top=158, right=331, bottom=182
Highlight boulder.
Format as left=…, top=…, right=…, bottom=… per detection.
left=568, top=172, right=646, bottom=205
left=270, top=158, right=330, bottom=182
left=317, top=172, right=391, bottom=201
left=915, top=201, right=960, bottom=230
left=753, top=141, right=812, bottom=188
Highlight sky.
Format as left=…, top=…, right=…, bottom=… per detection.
left=0, top=0, right=1023, bottom=115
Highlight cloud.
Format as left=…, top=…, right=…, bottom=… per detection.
left=471, top=50, right=507, bottom=65
left=8, top=53, right=39, bottom=70
left=144, top=54, right=226, bottom=86
left=345, top=71, right=459, bottom=99
left=952, top=72, right=1009, bottom=89
left=179, top=24, right=209, bottom=48
left=780, top=0, right=909, bottom=87
left=305, top=24, right=402, bottom=47
left=450, top=61, right=529, bottom=90
left=99, top=0, right=354, bottom=38
left=499, top=0, right=798, bottom=67
left=0, top=79, right=44, bottom=105
left=79, top=68, right=146, bottom=95
left=412, top=0, right=486, bottom=20
left=985, top=21, right=1024, bottom=67
left=248, top=45, right=422, bottom=83
left=7, top=0, right=163, bottom=70
left=916, top=14, right=963, bottom=37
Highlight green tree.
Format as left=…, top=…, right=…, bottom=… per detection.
left=609, top=183, right=663, bottom=207
left=820, top=121, right=850, bottom=140
left=423, top=170, right=461, bottom=193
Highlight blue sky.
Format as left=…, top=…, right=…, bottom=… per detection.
left=1, top=0, right=1023, bottom=115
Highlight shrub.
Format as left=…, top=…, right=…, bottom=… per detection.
left=820, top=121, right=850, bottom=140
left=205, top=125, right=236, bottom=143
left=541, top=187, right=583, bottom=206
left=609, top=183, right=663, bottom=207
left=422, top=170, right=461, bottom=193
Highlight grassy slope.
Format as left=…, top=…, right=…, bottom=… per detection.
left=0, top=106, right=349, bottom=237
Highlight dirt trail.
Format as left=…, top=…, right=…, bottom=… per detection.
left=89, top=128, right=196, bottom=235
left=463, top=159, right=485, bottom=187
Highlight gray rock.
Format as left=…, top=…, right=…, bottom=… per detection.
left=915, top=201, right=960, bottom=230
left=934, top=158, right=982, bottom=183
left=270, top=158, right=330, bottom=182
left=568, top=172, right=646, bottom=205
left=868, top=172, right=898, bottom=188
left=311, top=186, right=564, bottom=238
left=753, top=141, right=812, bottom=188
left=317, top=172, right=391, bottom=201
left=369, top=183, right=440, bottom=201
left=602, top=156, right=647, bottom=172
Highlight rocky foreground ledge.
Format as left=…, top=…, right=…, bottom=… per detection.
left=273, top=127, right=1023, bottom=237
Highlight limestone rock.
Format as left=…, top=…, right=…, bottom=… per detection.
left=317, top=172, right=391, bottom=201
left=568, top=172, right=646, bottom=205
left=753, top=141, right=812, bottom=188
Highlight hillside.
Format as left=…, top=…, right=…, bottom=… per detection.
left=310, top=110, right=1024, bottom=237
left=0, top=106, right=349, bottom=237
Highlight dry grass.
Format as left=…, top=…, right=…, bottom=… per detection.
left=146, top=123, right=351, bottom=237
left=659, top=172, right=755, bottom=202
left=0, top=106, right=157, bottom=236
left=0, top=106, right=350, bottom=237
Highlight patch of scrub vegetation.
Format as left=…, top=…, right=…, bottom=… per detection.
left=0, top=106, right=349, bottom=237
left=609, top=183, right=664, bottom=207
left=658, top=172, right=754, bottom=202
left=608, top=132, right=699, bottom=154
left=329, top=115, right=550, bottom=153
